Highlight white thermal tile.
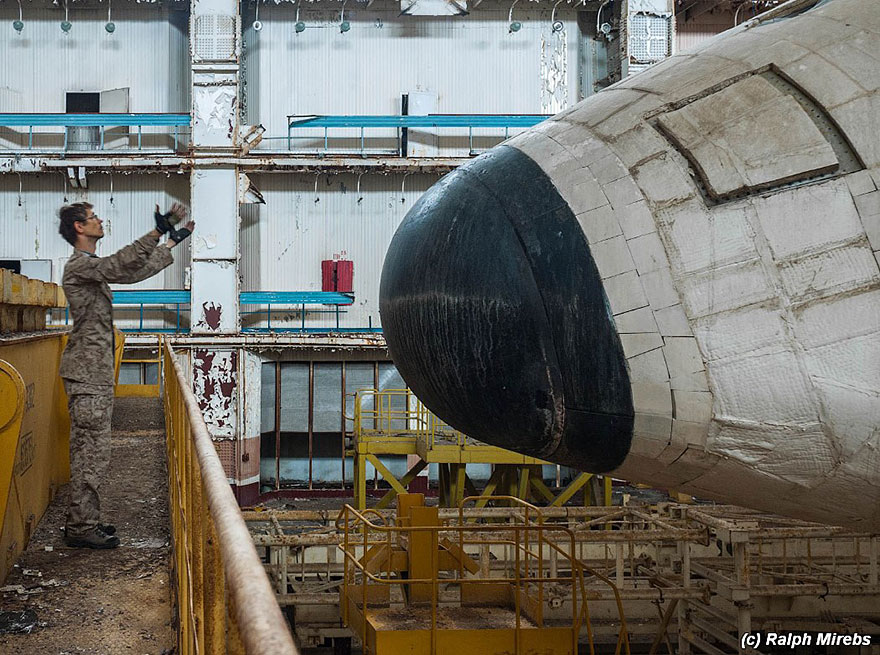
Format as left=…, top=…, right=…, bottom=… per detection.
left=663, top=336, right=705, bottom=377
left=633, top=412, right=673, bottom=446
left=627, top=347, right=670, bottom=382
left=576, top=204, right=621, bottom=244
left=757, top=430, right=837, bottom=488
left=779, top=244, right=879, bottom=301
left=845, top=170, right=877, bottom=197
left=755, top=180, right=864, bottom=259
left=680, top=260, right=774, bottom=318
left=589, top=153, right=629, bottom=185
left=632, top=157, right=696, bottom=205
left=604, top=270, right=650, bottom=315
left=818, top=35, right=880, bottom=93
left=805, top=332, right=880, bottom=391
left=671, top=419, right=708, bottom=450
left=693, top=305, right=787, bottom=361
left=780, top=53, right=865, bottom=111
left=617, top=200, right=656, bottom=240
left=509, top=132, right=576, bottom=178
left=830, top=94, right=880, bottom=168
left=709, top=349, right=818, bottom=424
left=672, top=390, right=713, bottom=423
left=814, top=379, right=880, bottom=449
left=663, top=201, right=758, bottom=274
left=854, top=189, right=880, bottom=218
left=639, top=267, right=680, bottom=310
left=613, top=306, right=659, bottom=334
left=603, top=175, right=644, bottom=210
left=670, top=371, right=710, bottom=392
left=605, top=125, right=671, bottom=169
left=631, top=381, right=673, bottom=416
left=794, top=288, right=880, bottom=348
left=652, top=304, right=692, bottom=337
left=591, top=235, right=636, bottom=279
left=708, top=423, right=776, bottom=465
left=565, top=177, right=609, bottom=215
left=620, top=333, right=664, bottom=359
left=628, top=231, right=668, bottom=274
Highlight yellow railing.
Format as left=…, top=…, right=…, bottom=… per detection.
left=163, top=342, right=298, bottom=655
left=338, top=496, right=631, bottom=655
left=352, top=388, right=466, bottom=446
left=117, top=334, right=162, bottom=397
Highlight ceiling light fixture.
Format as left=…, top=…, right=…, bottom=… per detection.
left=508, top=0, right=521, bottom=33
left=13, top=0, right=23, bottom=33
left=253, top=0, right=262, bottom=31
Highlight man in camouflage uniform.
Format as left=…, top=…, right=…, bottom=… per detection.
left=58, top=202, right=194, bottom=548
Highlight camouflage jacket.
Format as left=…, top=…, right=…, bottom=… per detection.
left=59, top=233, right=174, bottom=385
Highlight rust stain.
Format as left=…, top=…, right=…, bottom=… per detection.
left=201, top=302, right=222, bottom=331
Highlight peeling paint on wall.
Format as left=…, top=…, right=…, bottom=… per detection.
left=541, top=29, right=568, bottom=114
left=193, top=87, right=237, bottom=132
left=193, top=349, right=238, bottom=439
left=200, top=302, right=223, bottom=331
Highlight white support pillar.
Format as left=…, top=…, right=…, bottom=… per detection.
left=190, top=0, right=241, bottom=334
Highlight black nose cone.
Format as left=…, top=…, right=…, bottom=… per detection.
left=379, top=145, right=634, bottom=472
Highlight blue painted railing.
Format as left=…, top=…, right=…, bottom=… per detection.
left=286, top=114, right=550, bottom=156
left=0, top=113, right=191, bottom=152
left=240, top=291, right=357, bottom=333
left=54, top=289, right=378, bottom=333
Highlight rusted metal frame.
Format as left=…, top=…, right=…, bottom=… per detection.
left=340, top=363, right=346, bottom=490
left=165, top=344, right=298, bottom=655
left=251, top=526, right=708, bottom=547
left=274, top=361, right=281, bottom=492
left=188, top=432, right=206, bottom=653
left=308, top=361, right=314, bottom=490
left=242, top=506, right=671, bottom=522
left=647, top=598, right=678, bottom=655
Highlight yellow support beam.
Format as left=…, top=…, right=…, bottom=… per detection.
left=375, top=460, right=428, bottom=509
left=550, top=472, right=592, bottom=507
left=366, top=454, right=409, bottom=496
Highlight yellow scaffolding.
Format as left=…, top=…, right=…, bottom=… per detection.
left=350, top=389, right=612, bottom=511
left=338, top=493, right=630, bottom=655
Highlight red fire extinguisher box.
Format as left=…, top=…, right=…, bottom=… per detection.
left=321, top=259, right=354, bottom=293
left=335, top=260, right=354, bottom=293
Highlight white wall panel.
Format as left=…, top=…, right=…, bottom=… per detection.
left=245, top=1, right=584, bottom=152
left=0, top=3, right=189, bottom=118
left=243, top=172, right=440, bottom=330
left=675, top=10, right=734, bottom=53
left=0, top=172, right=190, bottom=328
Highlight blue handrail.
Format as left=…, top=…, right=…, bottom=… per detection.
left=0, top=113, right=190, bottom=127
left=285, top=113, right=550, bottom=156
left=241, top=291, right=353, bottom=305
left=288, top=114, right=550, bottom=128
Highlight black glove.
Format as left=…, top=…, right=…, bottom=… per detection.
left=169, top=226, right=192, bottom=244
left=154, top=207, right=174, bottom=234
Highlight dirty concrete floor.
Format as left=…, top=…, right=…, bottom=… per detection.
left=0, top=397, right=174, bottom=655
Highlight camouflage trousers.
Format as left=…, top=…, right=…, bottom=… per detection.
left=63, top=380, right=115, bottom=537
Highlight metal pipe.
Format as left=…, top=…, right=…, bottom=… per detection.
left=166, top=344, right=298, bottom=655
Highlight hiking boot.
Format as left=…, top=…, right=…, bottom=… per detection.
left=64, top=527, right=120, bottom=549
left=62, top=523, right=116, bottom=536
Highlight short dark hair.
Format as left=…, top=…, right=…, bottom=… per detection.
left=58, top=202, right=93, bottom=246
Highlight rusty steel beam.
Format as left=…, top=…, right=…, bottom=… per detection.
left=167, top=345, right=298, bottom=655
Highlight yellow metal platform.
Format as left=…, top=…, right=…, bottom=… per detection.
left=337, top=494, right=631, bottom=655
left=349, top=389, right=611, bottom=510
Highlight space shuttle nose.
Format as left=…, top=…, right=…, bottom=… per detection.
left=379, top=145, right=635, bottom=472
